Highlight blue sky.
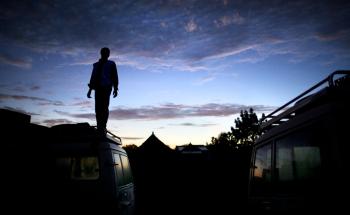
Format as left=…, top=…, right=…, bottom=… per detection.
left=1, top=0, right=349, bottom=148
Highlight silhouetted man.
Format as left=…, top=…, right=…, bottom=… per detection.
left=87, top=47, right=118, bottom=136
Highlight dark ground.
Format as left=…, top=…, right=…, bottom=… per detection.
left=127, top=146, right=252, bottom=215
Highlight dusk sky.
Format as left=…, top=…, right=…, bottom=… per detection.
left=1, top=0, right=349, bottom=148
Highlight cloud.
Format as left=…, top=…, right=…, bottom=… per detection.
left=214, top=12, right=245, bottom=27
left=185, top=19, right=197, bottom=32
left=116, top=55, right=209, bottom=73
left=1, top=0, right=349, bottom=64
left=60, top=103, right=274, bottom=121
left=199, top=44, right=258, bottom=61
left=169, top=122, right=217, bottom=127
left=0, top=53, right=32, bottom=69
left=160, top=21, right=167, bottom=28
left=41, top=119, right=75, bottom=127
left=0, top=93, right=64, bottom=106
left=0, top=93, right=92, bottom=108
left=0, top=93, right=49, bottom=102
left=0, top=84, right=23, bottom=92
left=38, top=101, right=65, bottom=106
left=314, top=29, right=350, bottom=42
left=71, top=100, right=93, bottom=108
left=194, top=73, right=217, bottom=85
left=30, top=85, right=40, bottom=91
left=121, top=136, right=144, bottom=140
left=69, top=58, right=96, bottom=66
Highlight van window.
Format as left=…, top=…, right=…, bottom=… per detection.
left=55, top=156, right=99, bottom=180
left=252, top=143, right=272, bottom=195
left=121, top=155, right=133, bottom=185
left=113, top=154, right=124, bottom=186
left=276, top=128, right=321, bottom=192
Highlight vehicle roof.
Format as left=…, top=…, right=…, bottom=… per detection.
left=47, top=140, right=127, bottom=155
left=255, top=70, right=349, bottom=144
left=0, top=109, right=126, bottom=154
left=255, top=102, right=338, bottom=144
left=50, top=123, right=121, bottom=142
left=48, top=123, right=126, bottom=153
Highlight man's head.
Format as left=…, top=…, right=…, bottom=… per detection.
left=100, top=47, right=110, bottom=60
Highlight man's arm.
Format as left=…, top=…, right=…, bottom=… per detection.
left=88, top=63, right=98, bottom=90
left=87, top=88, right=92, bottom=98
left=87, top=64, right=97, bottom=98
left=112, top=62, right=119, bottom=98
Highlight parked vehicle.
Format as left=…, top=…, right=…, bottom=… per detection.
left=1, top=109, right=135, bottom=214
left=248, top=71, right=350, bottom=213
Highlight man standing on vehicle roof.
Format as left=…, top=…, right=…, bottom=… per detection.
left=87, top=47, right=119, bottom=136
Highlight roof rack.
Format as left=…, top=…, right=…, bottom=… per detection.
left=90, top=125, right=122, bottom=143
left=261, top=70, right=350, bottom=131
left=106, top=130, right=122, bottom=143
left=51, top=123, right=122, bottom=145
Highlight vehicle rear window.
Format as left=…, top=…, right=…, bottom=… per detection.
left=121, top=155, right=133, bottom=185
left=252, top=142, right=272, bottom=195
left=114, top=154, right=133, bottom=186
left=55, top=156, right=99, bottom=180
left=113, top=154, right=124, bottom=186
left=276, top=128, right=322, bottom=193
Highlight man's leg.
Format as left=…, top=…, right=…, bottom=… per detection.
left=95, top=90, right=103, bottom=133
left=101, top=87, right=112, bottom=132
left=95, top=87, right=112, bottom=135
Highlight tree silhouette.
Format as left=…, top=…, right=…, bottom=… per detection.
left=210, top=108, right=264, bottom=147
left=210, top=132, right=237, bottom=149
left=230, top=108, right=263, bottom=145
left=123, top=144, right=139, bottom=153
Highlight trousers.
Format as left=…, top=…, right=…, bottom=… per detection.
left=95, top=87, right=112, bottom=133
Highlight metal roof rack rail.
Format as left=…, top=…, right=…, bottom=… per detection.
left=106, top=129, right=122, bottom=143
left=51, top=123, right=122, bottom=145
left=90, top=126, right=122, bottom=144
left=260, top=70, right=350, bottom=131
